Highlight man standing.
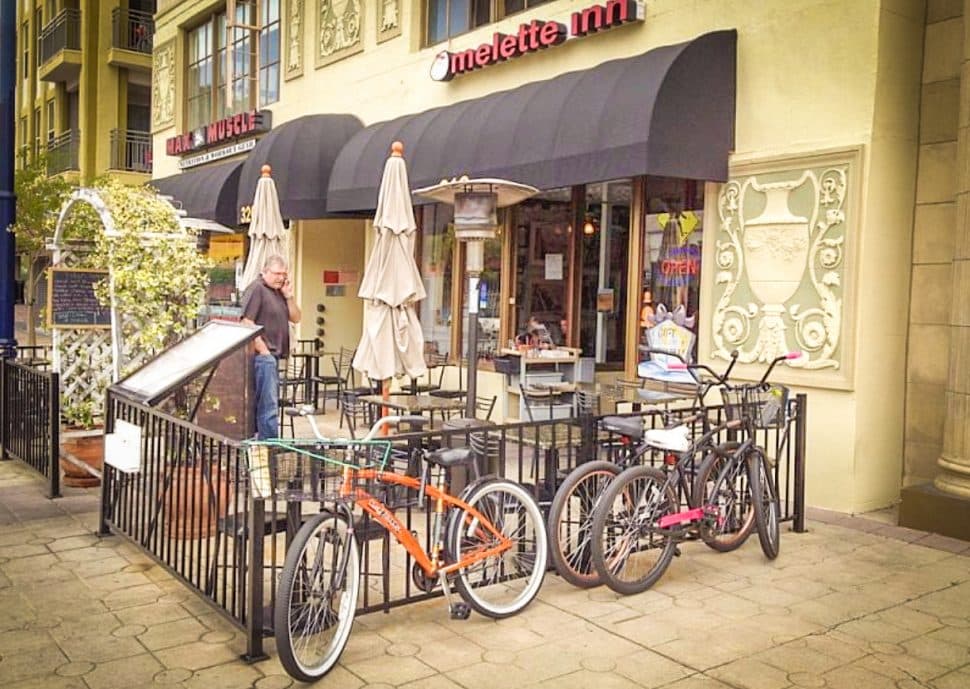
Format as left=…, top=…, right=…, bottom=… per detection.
left=241, top=255, right=301, bottom=439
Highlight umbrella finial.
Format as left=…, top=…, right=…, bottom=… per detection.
left=391, top=141, right=404, bottom=157
left=261, top=164, right=272, bottom=177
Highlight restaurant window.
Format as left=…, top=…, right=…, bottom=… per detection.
left=640, top=176, right=705, bottom=348
left=513, top=189, right=572, bottom=346
left=460, top=232, right=503, bottom=363
left=417, top=204, right=456, bottom=358
left=185, top=0, right=280, bottom=131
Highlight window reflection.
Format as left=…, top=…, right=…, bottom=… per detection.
left=641, top=177, right=704, bottom=344
left=418, top=204, right=454, bottom=357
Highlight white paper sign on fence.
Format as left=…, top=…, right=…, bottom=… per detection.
left=105, top=420, right=142, bottom=473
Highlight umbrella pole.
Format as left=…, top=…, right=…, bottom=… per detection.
left=381, top=378, right=390, bottom=436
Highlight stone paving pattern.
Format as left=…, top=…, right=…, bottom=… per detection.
left=1, top=458, right=969, bottom=689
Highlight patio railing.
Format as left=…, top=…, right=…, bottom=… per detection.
left=100, top=388, right=806, bottom=660
left=38, top=9, right=82, bottom=65
left=111, top=8, right=154, bottom=54
left=110, top=129, right=152, bottom=173
left=0, top=359, right=60, bottom=498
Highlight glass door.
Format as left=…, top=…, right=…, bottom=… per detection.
left=579, top=180, right=631, bottom=367
left=512, top=189, right=573, bottom=345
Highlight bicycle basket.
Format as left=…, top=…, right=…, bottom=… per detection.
left=721, top=384, right=789, bottom=429
left=243, top=438, right=392, bottom=501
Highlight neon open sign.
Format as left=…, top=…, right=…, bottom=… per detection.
left=430, top=0, right=644, bottom=82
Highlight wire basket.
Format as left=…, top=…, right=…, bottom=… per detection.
left=721, top=384, right=789, bottom=429
left=242, top=438, right=393, bottom=501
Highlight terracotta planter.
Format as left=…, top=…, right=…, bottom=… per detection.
left=60, top=431, right=104, bottom=488
left=162, top=464, right=232, bottom=540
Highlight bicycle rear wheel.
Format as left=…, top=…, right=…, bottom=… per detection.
left=590, top=466, right=678, bottom=596
left=547, top=461, right=622, bottom=588
left=749, top=448, right=781, bottom=560
left=692, top=442, right=755, bottom=552
left=275, top=512, right=360, bottom=682
left=448, top=479, right=547, bottom=618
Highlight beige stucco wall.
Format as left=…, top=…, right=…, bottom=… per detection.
left=295, top=218, right=366, bottom=351
left=151, top=0, right=929, bottom=512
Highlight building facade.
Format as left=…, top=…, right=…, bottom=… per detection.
left=149, top=0, right=970, bottom=522
left=14, top=0, right=156, bottom=182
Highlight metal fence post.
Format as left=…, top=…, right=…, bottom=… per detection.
left=99, top=389, right=114, bottom=535
left=793, top=393, right=807, bottom=533
left=0, top=359, right=7, bottom=460
left=243, top=494, right=267, bottom=662
left=48, top=370, right=60, bottom=498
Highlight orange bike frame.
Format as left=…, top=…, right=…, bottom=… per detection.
left=340, top=468, right=511, bottom=577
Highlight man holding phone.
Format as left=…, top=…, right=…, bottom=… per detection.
left=241, top=255, right=302, bottom=439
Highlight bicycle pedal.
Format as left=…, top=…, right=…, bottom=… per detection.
left=449, top=602, right=471, bottom=620
left=673, top=545, right=682, bottom=557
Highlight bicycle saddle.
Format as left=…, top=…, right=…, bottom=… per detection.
left=600, top=416, right=644, bottom=441
left=425, top=447, right=476, bottom=468
left=643, top=425, right=690, bottom=453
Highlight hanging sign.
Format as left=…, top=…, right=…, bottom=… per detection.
left=430, top=0, right=644, bottom=82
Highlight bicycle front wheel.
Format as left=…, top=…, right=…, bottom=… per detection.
left=749, top=448, right=781, bottom=560
left=692, top=442, right=755, bottom=552
left=274, top=512, right=360, bottom=682
left=547, top=461, right=622, bottom=588
left=591, top=466, right=678, bottom=596
left=448, top=479, right=547, bottom=618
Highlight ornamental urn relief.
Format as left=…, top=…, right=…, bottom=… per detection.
left=741, top=177, right=810, bottom=306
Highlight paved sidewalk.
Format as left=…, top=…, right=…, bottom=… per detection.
left=1, top=458, right=968, bottom=689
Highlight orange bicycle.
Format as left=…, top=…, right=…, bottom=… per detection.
left=245, top=414, right=547, bottom=682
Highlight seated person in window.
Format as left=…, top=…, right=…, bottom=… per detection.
left=547, top=314, right=568, bottom=347
left=516, top=315, right=555, bottom=348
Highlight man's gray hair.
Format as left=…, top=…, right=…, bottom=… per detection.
left=262, top=255, right=288, bottom=271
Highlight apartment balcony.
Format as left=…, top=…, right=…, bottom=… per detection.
left=108, top=8, right=154, bottom=70
left=47, top=131, right=80, bottom=176
left=110, top=129, right=152, bottom=174
left=38, top=9, right=82, bottom=83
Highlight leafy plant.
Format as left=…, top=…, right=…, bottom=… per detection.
left=54, top=179, right=213, bottom=427
left=5, top=154, right=74, bottom=345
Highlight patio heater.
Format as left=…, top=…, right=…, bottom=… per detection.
left=415, top=177, right=538, bottom=418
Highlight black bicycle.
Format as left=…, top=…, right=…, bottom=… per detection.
left=547, top=349, right=757, bottom=588
left=588, top=352, right=798, bottom=595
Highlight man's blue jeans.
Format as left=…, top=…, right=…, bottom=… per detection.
left=254, top=353, right=280, bottom=439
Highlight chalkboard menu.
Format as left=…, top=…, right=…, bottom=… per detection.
left=47, top=268, right=112, bottom=329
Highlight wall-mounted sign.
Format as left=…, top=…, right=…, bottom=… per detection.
left=166, top=109, right=272, bottom=157
left=179, top=138, right=256, bottom=170
left=430, top=0, right=644, bottom=82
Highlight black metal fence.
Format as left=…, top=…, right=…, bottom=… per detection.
left=111, top=8, right=154, bottom=54
left=39, top=8, right=82, bottom=65
left=109, top=129, right=152, bottom=173
left=100, top=389, right=806, bottom=661
left=47, top=131, right=80, bottom=175
left=0, top=359, right=60, bottom=498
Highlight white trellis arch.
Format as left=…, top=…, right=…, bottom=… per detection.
left=50, top=188, right=193, bottom=419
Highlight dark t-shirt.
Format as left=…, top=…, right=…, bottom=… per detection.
left=241, top=278, right=290, bottom=358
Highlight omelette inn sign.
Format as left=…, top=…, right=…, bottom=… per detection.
left=430, top=0, right=644, bottom=82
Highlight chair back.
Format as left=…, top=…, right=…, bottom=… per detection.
left=574, top=389, right=600, bottom=417
left=340, top=391, right=372, bottom=439
left=334, top=346, right=355, bottom=383
left=518, top=383, right=553, bottom=423
left=469, top=430, right=501, bottom=477
left=474, top=395, right=497, bottom=421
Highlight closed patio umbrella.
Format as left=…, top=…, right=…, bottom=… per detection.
left=240, top=164, right=288, bottom=290
left=352, top=142, right=427, bottom=387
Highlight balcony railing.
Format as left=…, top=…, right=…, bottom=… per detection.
left=111, top=8, right=154, bottom=54
left=38, top=9, right=82, bottom=65
left=47, top=131, right=80, bottom=175
left=110, top=129, right=152, bottom=173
